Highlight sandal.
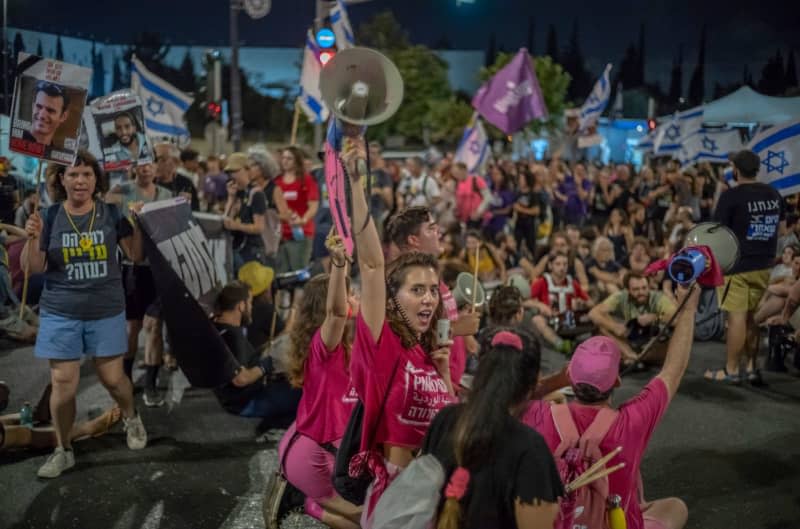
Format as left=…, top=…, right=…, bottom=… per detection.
left=745, top=369, right=767, bottom=387
left=703, top=368, right=741, bottom=385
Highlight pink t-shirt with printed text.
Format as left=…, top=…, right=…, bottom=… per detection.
left=350, top=314, right=455, bottom=452
left=521, top=378, right=671, bottom=529
left=295, top=330, right=358, bottom=444
left=455, top=176, right=487, bottom=223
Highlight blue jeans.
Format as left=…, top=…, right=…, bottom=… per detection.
left=239, top=378, right=302, bottom=427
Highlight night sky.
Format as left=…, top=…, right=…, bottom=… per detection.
left=6, top=0, right=799, bottom=90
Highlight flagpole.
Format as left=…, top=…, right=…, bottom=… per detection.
left=229, top=0, right=243, bottom=151
left=19, top=161, right=44, bottom=319
left=290, top=100, right=301, bottom=145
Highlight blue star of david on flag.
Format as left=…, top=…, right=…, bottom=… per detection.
left=762, top=150, right=790, bottom=175
left=147, top=97, right=165, bottom=116
left=665, top=124, right=681, bottom=141
left=469, top=139, right=482, bottom=155
left=701, top=136, right=718, bottom=152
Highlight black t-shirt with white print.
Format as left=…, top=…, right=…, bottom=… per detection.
left=713, top=182, right=784, bottom=274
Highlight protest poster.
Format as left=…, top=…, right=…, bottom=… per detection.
left=138, top=198, right=236, bottom=388
left=87, top=89, right=153, bottom=172
left=8, top=53, right=91, bottom=165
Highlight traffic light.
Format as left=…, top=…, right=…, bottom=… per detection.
left=647, top=118, right=657, bottom=131
left=319, top=49, right=336, bottom=66
left=207, top=101, right=222, bottom=121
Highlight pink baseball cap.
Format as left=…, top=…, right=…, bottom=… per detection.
left=568, top=336, right=622, bottom=393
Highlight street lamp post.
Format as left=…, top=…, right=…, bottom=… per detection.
left=229, top=0, right=243, bottom=150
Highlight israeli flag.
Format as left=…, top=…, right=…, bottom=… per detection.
left=653, top=106, right=704, bottom=155
left=636, top=128, right=657, bottom=152
left=749, top=119, right=800, bottom=196
left=130, top=56, right=193, bottom=142
left=579, top=64, right=613, bottom=131
left=298, top=30, right=329, bottom=123
left=454, top=114, right=490, bottom=173
left=330, top=0, right=355, bottom=50
left=679, top=128, right=744, bottom=167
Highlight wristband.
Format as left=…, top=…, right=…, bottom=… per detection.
left=258, top=356, right=274, bottom=376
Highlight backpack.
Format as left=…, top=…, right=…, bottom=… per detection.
left=551, top=403, right=620, bottom=529
left=371, top=454, right=446, bottom=529
left=333, top=355, right=401, bottom=505
left=256, top=183, right=281, bottom=257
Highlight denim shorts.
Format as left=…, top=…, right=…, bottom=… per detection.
left=35, top=310, right=128, bottom=361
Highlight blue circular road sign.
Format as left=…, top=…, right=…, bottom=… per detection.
left=316, top=29, right=336, bottom=48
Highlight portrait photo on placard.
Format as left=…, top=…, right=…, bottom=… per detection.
left=97, top=107, right=152, bottom=170
left=8, top=54, right=91, bottom=165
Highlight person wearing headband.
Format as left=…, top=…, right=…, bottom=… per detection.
left=422, top=328, right=562, bottom=529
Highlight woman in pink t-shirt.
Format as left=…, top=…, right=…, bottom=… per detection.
left=343, top=139, right=457, bottom=528
left=277, top=237, right=361, bottom=528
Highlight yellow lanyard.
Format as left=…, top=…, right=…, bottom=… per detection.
left=64, top=201, right=97, bottom=251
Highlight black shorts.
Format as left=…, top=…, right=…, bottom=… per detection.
left=122, top=264, right=158, bottom=321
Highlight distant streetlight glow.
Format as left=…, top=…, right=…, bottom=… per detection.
left=456, top=0, right=475, bottom=5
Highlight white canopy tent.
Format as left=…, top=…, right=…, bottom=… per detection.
left=702, top=86, right=800, bottom=125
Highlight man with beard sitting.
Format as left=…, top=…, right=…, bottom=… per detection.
left=589, top=272, right=676, bottom=369
left=213, top=281, right=301, bottom=428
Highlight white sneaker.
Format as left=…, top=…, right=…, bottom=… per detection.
left=123, top=412, right=147, bottom=450
left=37, top=447, right=75, bottom=478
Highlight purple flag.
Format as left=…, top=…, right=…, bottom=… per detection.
left=471, top=49, right=548, bottom=134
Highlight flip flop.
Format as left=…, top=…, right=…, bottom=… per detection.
left=703, top=368, right=741, bottom=385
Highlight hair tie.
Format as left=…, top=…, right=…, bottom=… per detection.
left=491, top=331, right=523, bottom=350
left=444, top=466, right=470, bottom=500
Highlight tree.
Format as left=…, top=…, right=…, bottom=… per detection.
left=178, top=49, right=196, bottom=93
left=356, top=11, right=410, bottom=51
left=485, top=33, right=497, bottom=67
left=785, top=50, right=798, bottom=89
left=618, top=43, right=639, bottom=89
left=545, top=25, right=558, bottom=62
left=91, top=41, right=105, bottom=97
left=112, top=56, right=126, bottom=91
left=668, top=44, right=683, bottom=104
left=758, top=49, right=787, bottom=95
left=13, top=33, right=24, bottom=60
left=55, top=36, right=64, bottom=61
left=479, top=52, right=571, bottom=135
left=688, top=24, right=707, bottom=105
left=561, top=19, right=590, bottom=102
left=527, top=16, right=536, bottom=55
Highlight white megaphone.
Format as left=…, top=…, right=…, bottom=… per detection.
left=667, top=222, right=740, bottom=284
left=452, top=272, right=486, bottom=309
left=319, top=47, right=404, bottom=128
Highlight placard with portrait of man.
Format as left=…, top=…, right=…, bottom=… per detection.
left=88, top=89, right=154, bottom=172
left=8, top=53, right=91, bottom=165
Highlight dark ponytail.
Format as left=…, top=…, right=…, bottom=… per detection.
left=437, top=327, right=541, bottom=529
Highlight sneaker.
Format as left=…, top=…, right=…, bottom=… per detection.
left=143, top=388, right=165, bottom=408
left=123, top=412, right=147, bottom=450
left=37, top=447, right=75, bottom=478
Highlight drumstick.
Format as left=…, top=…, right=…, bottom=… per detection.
left=471, top=244, right=480, bottom=308
left=576, top=446, right=622, bottom=483
left=567, top=463, right=626, bottom=492
left=19, top=162, right=44, bottom=319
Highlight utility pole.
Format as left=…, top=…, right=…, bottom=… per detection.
left=229, top=0, right=243, bottom=150
left=3, top=0, right=9, bottom=113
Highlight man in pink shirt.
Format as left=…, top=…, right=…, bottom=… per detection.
left=385, top=206, right=481, bottom=389
left=523, top=286, right=700, bottom=529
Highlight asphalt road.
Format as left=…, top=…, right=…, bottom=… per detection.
left=1, top=338, right=798, bottom=529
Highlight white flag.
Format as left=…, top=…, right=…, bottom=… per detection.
left=297, top=30, right=329, bottom=123
left=749, top=119, right=800, bottom=196
left=454, top=114, right=490, bottom=173
left=679, top=129, right=744, bottom=167
left=579, top=64, right=612, bottom=131
left=653, top=106, right=704, bottom=155
left=130, top=56, right=193, bottom=143
left=330, top=0, right=355, bottom=50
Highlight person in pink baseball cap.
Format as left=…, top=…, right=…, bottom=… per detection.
left=523, top=286, right=701, bottom=529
